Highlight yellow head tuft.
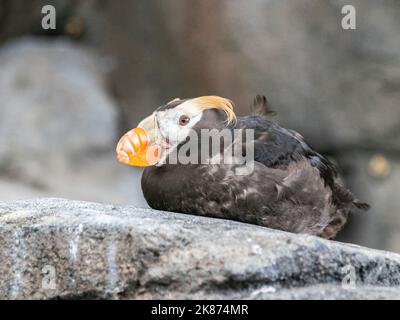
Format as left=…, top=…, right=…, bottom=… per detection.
left=189, top=96, right=236, bottom=124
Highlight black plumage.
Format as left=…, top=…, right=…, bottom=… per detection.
left=138, top=95, right=369, bottom=239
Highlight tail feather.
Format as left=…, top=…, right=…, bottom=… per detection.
left=251, top=94, right=276, bottom=117
left=353, top=200, right=370, bottom=211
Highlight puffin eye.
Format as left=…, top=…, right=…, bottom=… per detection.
left=178, top=115, right=190, bottom=126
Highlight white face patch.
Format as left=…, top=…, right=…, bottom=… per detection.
left=155, top=101, right=204, bottom=147
left=138, top=97, right=237, bottom=167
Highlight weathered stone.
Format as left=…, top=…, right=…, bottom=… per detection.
left=48, top=0, right=400, bottom=151
left=0, top=37, right=116, bottom=168
left=219, top=0, right=400, bottom=151
left=0, top=38, right=147, bottom=207
left=0, top=198, right=399, bottom=299
left=1, top=0, right=400, bottom=261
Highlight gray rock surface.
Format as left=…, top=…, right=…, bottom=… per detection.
left=0, top=37, right=116, bottom=164
left=0, top=38, right=147, bottom=207
left=55, top=0, right=399, bottom=151
left=221, top=0, right=400, bottom=151
left=1, top=0, right=400, bottom=258
left=0, top=198, right=399, bottom=300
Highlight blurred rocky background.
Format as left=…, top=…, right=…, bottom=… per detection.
left=0, top=0, right=399, bottom=252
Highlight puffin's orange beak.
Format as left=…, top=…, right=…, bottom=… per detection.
left=116, top=127, right=160, bottom=167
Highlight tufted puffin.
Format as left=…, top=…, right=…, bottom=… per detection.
left=116, top=95, right=369, bottom=239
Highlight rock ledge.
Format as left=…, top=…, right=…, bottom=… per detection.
left=0, top=198, right=399, bottom=299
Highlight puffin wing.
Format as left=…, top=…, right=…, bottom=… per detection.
left=234, top=115, right=369, bottom=211
left=235, top=115, right=337, bottom=187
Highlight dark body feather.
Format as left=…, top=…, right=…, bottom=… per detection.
left=142, top=103, right=369, bottom=239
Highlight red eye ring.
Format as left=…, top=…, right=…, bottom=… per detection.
left=179, top=115, right=190, bottom=126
